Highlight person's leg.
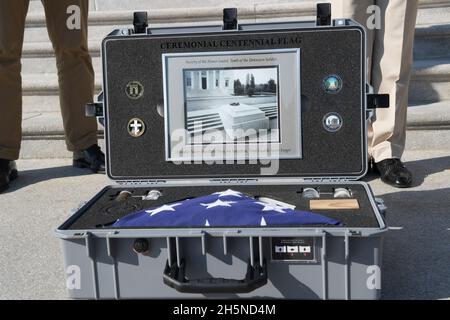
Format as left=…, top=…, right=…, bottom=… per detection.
left=0, top=0, right=29, bottom=161
left=370, top=0, right=419, bottom=162
left=331, top=0, right=375, bottom=71
left=332, top=0, right=418, bottom=187
left=41, top=0, right=98, bottom=152
left=41, top=0, right=104, bottom=173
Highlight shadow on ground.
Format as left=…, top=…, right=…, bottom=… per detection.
left=359, top=155, right=450, bottom=299
left=4, top=165, right=92, bottom=194
left=371, top=156, right=450, bottom=299
left=380, top=187, right=450, bottom=300
left=405, top=155, right=450, bottom=187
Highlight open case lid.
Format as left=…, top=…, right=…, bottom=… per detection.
left=94, top=7, right=387, bottom=183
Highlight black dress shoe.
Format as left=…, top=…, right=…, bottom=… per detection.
left=0, top=159, right=18, bottom=193
left=375, top=158, right=412, bottom=188
left=73, top=144, right=105, bottom=174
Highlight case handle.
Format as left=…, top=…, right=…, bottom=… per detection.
left=163, top=259, right=267, bottom=294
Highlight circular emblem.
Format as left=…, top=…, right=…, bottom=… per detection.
left=323, top=112, right=343, bottom=132
left=323, top=75, right=343, bottom=94
left=128, top=118, right=146, bottom=137
left=125, top=81, right=144, bottom=100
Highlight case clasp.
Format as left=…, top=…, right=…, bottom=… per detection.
left=367, top=94, right=390, bottom=109
left=85, top=102, right=104, bottom=118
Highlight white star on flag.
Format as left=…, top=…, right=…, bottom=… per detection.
left=205, top=220, right=210, bottom=227
left=255, top=202, right=293, bottom=214
left=213, top=189, right=242, bottom=198
left=201, top=199, right=236, bottom=209
left=260, top=217, right=267, bottom=226
left=145, top=203, right=182, bottom=216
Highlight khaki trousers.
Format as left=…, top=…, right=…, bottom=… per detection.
left=331, top=0, right=418, bottom=162
left=0, top=0, right=97, bottom=160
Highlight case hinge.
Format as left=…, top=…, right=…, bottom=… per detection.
left=304, top=177, right=350, bottom=183
left=117, top=180, right=167, bottom=186
left=209, top=178, right=259, bottom=185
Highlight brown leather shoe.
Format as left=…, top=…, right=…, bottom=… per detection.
left=0, top=159, right=18, bottom=193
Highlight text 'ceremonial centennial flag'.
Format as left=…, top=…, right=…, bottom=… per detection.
left=112, top=190, right=341, bottom=228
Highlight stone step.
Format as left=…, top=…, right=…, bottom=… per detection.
left=19, top=128, right=449, bottom=159
left=22, top=112, right=66, bottom=137
left=16, top=0, right=450, bottom=159
left=414, top=24, right=450, bottom=60
left=21, top=20, right=450, bottom=61
left=19, top=56, right=450, bottom=109
left=407, top=100, right=450, bottom=129
left=410, top=58, right=450, bottom=104
left=405, top=129, right=450, bottom=151
left=19, top=100, right=450, bottom=160
left=27, top=0, right=303, bottom=14
left=20, top=111, right=103, bottom=160
left=19, top=127, right=449, bottom=159
left=19, top=138, right=106, bottom=160
left=24, top=102, right=450, bottom=135
left=16, top=1, right=450, bottom=126
left=23, top=96, right=61, bottom=113
left=21, top=74, right=102, bottom=96
left=22, top=0, right=450, bottom=44
left=21, top=41, right=100, bottom=58
left=27, top=0, right=450, bottom=13
left=21, top=55, right=102, bottom=76
left=22, top=10, right=257, bottom=44
left=23, top=26, right=450, bottom=59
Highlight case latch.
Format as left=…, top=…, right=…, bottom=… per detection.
left=133, top=11, right=148, bottom=34
left=316, top=3, right=332, bottom=26
left=210, top=178, right=259, bottom=185
left=223, top=8, right=238, bottom=30
left=85, top=102, right=104, bottom=118
left=367, top=94, right=390, bottom=109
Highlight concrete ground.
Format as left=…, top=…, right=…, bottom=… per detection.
left=0, top=150, right=449, bottom=300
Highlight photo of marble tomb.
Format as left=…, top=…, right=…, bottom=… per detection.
left=184, top=67, right=279, bottom=142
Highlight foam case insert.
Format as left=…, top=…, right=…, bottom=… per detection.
left=64, top=184, right=379, bottom=230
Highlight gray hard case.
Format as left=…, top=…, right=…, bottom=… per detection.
left=55, top=12, right=388, bottom=300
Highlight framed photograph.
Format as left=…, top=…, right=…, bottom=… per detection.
left=163, top=49, right=302, bottom=162
left=184, top=66, right=280, bottom=144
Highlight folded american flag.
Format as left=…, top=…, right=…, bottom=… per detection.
left=112, top=189, right=341, bottom=228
